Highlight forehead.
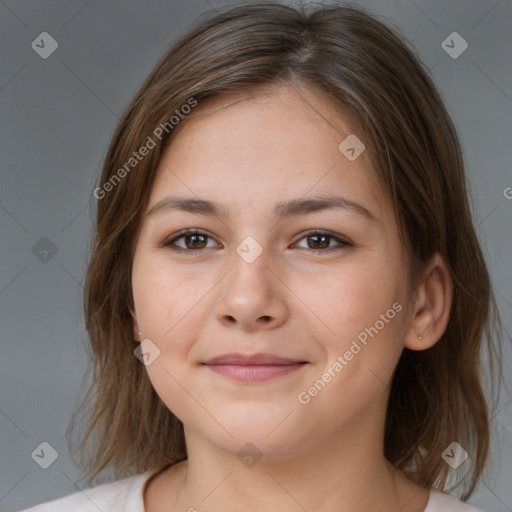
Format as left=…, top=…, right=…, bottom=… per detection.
left=149, top=83, right=390, bottom=223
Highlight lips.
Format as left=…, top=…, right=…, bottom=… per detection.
left=203, top=353, right=307, bottom=365
left=201, top=353, right=308, bottom=383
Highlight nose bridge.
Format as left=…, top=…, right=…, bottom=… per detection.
left=235, top=233, right=267, bottom=266
left=227, top=234, right=274, bottom=297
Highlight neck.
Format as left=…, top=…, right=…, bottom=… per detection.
left=170, top=415, right=429, bottom=512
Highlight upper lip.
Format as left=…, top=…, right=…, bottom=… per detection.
left=202, top=353, right=307, bottom=365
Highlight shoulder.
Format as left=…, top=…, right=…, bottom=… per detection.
left=15, top=471, right=154, bottom=512
left=426, top=490, right=486, bottom=512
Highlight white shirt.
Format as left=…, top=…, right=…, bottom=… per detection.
left=14, top=469, right=485, bottom=512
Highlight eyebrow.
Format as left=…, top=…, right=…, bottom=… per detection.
left=146, top=194, right=378, bottom=222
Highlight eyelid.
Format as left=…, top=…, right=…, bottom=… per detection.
left=162, top=228, right=352, bottom=252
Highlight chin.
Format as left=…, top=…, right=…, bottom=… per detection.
left=215, top=428, right=305, bottom=462
left=185, top=407, right=315, bottom=460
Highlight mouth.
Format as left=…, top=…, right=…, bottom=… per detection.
left=201, top=353, right=309, bottom=383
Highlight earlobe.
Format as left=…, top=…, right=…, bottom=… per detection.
left=404, top=253, right=454, bottom=351
left=129, top=306, right=142, bottom=342
left=132, top=318, right=142, bottom=342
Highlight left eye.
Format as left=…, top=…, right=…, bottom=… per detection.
left=162, top=229, right=351, bottom=252
left=293, top=230, right=351, bottom=251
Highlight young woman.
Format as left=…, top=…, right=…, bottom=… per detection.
left=20, top=2, right=505, bottom=511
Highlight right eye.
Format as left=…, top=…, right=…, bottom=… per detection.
left=162, top=229, right=220, bottom=252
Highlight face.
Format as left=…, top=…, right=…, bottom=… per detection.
left=131, top=83, right=414, bottom=459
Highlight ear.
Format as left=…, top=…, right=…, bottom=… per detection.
left=405, top=252, right=454, bottom=351
left=128, top=303, right=141, bottom=343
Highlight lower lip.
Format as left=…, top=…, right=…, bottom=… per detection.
left=204, top=363, right=306, bottom=382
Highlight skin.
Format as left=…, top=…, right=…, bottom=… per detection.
left=130, top=82, right=453, bottom=512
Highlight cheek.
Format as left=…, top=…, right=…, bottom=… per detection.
left=302, top=264, right=408, bottom=398
left=132, top=251, right=201, bottom=338
left=296, top=257, right=403, bottom=340
left=133, top=258, right=202, bottom=423
left=144, top=360, right=198, bottom=431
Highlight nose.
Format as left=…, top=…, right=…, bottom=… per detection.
left=213, top=248, right=289, bottom=332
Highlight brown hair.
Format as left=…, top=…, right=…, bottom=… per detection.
left=68, top=1, right=506, bottom=501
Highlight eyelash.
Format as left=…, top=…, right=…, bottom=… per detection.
left=162, top=229, right=352, bottom=253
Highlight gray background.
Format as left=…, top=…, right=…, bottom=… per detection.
left=0, top=0, right=511, bottom=510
